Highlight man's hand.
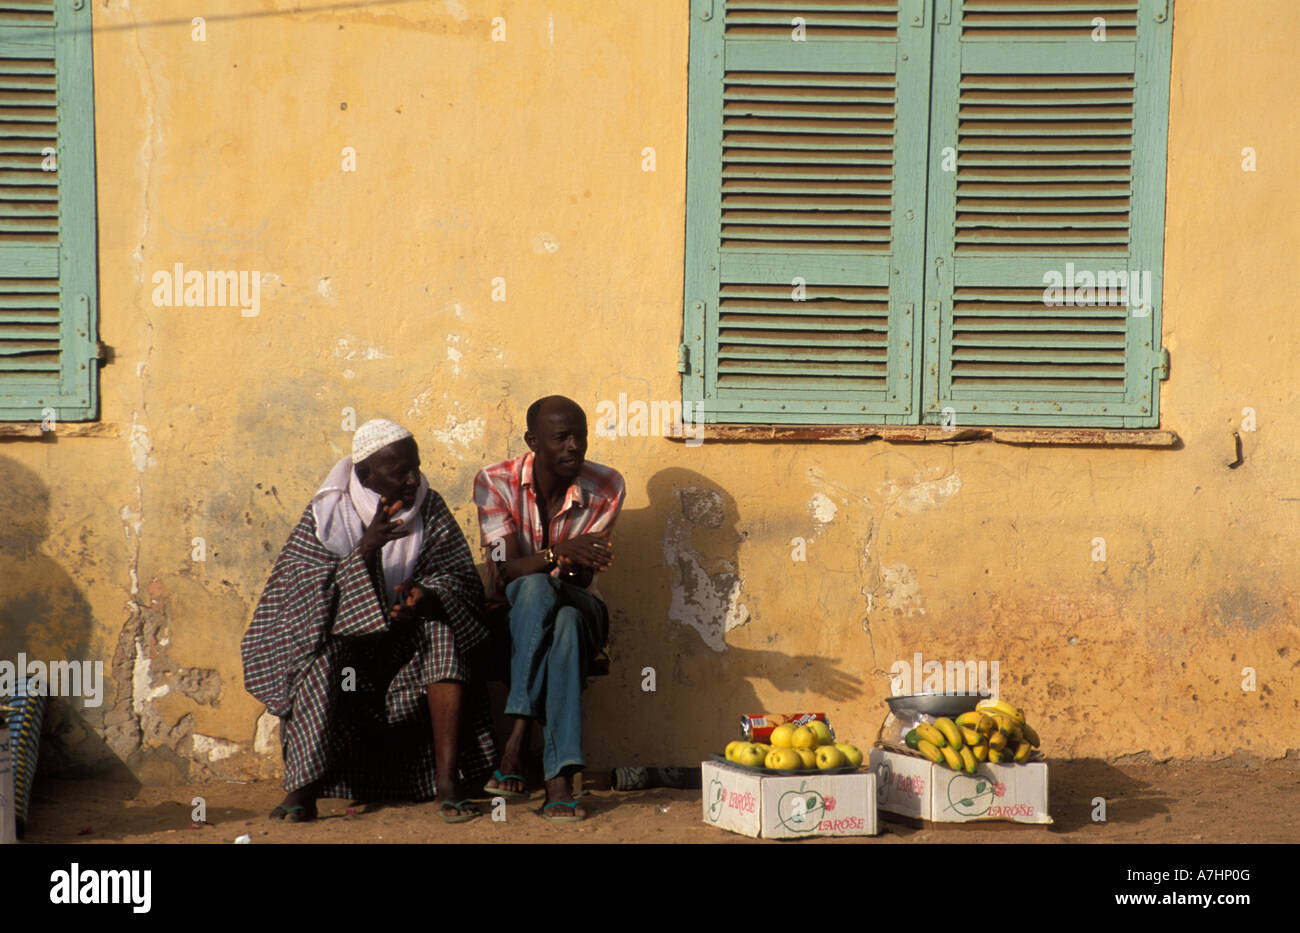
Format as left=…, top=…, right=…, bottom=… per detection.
left=557, top=555, right=596, bottom=589
left=359, top=496, right=410, bottom=566
left=551, top=531, right=614, bottom=573
left=390, top=578, right=443, bottom=623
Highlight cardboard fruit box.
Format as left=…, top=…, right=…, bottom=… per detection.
left=869, top=744, right=1052, bottom=827
left=701, top=759, right=878, bottom=839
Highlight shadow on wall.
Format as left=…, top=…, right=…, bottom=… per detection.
left=596, top=467, right=864, bottom=764
left=0, top=454, right=135, bottom=781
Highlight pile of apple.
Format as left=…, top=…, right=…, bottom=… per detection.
left=725, top=721, right=864, bottom=772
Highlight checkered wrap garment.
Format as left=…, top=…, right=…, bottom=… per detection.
left=241, top=489, right=496, bottom=799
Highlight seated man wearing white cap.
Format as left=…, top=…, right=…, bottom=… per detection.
left=241, top=419, right=494, bottom=823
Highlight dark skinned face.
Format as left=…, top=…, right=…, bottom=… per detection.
left=527, top=405, right=587, bottom=483
left=356, top=437, right=421, bottom=508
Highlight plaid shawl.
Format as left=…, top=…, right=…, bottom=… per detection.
left=241, top=488, right=495, bottom=798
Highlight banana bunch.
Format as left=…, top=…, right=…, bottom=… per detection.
left=903, top=699, right=1040, bottom=772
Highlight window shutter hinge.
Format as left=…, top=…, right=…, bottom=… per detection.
left=936, top=0, right=952, bottom=26
left=696, top=0, right=713, bottom=21
left=677, top=344, right=690, bottom=374
left=1154, top=0, right=1169, bottom=22
left=904, top=0, right=925, bottom=27
left=96, top=341, right=114, bottom=366
left=1152, top=347, right=1169, bottom=380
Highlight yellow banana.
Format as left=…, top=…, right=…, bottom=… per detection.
left=977, top=699, right=1025, bottom=724
left=934, top=717, right=964, bottom=749
left=991, top=714, right=1022, bottom=742
left=976, top=714, right=995, bottom=736
left=959, top=725, right=982, bottom=746
left=916, top=723, right=946, bottom=748
left=988, top=747, right=1007, bottom=764
left=939, top=744, right=962, bottom=771
left=1021, top=722, right=1041, bottom=748
left=959, top=745, right=977, bottom=774
left=955, top=712, right=983, bottom=729
left=971, top=741, right=988, bottom=762
left=1013, top=741, right=1032, bottom=763
left=988, top=730, right=1008, bottom=752
left=916, top=739, right=944, bottom=764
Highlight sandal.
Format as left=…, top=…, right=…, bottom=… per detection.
left=268, top=803, right=316, bottom=823
left=540, top=800, right=585, bottom=823
left=483, top=769, right=529, bottom=799
left=439, top=800, right=482, bottom=824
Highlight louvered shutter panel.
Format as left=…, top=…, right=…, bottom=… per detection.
left=685, top=0, right=930, bottom=424
left=922, top=0, right=1171, bottom=427
left=0, top=0, right=97, bottom=422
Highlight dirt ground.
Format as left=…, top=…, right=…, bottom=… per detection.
left=19, top=756, right=1300, bottom=844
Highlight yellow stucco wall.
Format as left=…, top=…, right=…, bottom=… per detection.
left=0, top=1, right=1296, bottom=784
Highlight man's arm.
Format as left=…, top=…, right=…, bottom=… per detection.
left=494, top=534, right=555, bottom=584
left=555, top=473, right=626, bottom=588
left=488, top=531, right=614, bottom=585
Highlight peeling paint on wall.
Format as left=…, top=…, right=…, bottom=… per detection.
left=333, top=335, right=392, bottom=361
left=131, top=640, right=169, bottom=715
left=128, top=414, right=151, bottom=473
left=431, top=414, right=485, bottom=452
left=664, top=487, right=748, bottom=652
left=876, top=563, right=926, bottom=616
left=880, top=471, right=962, bottom=512
left=192, top=733, right=240, bottom=763
left=808, top=491, right=838, bottom=526
left=445, top=333, right=462, bottom=375
left=253, top=711, right=280, bottom=756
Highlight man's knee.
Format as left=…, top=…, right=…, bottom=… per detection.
left=506, top=572, right=557, bottom=609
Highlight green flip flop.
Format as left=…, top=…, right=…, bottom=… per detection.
left=540, top=800, right=585, bottom=823
left=439, top=800, right=482, bottom=824
left=484, top=769, right=528, bottom=799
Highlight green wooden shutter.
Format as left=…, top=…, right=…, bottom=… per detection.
left=685, top=0, right=931, bottom=424
left=0, top=0, right=98, bottom=422
left=922, top=0, right=1171, bottom=427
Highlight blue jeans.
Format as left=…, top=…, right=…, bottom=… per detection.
left=503, top=574, right=609, bottom=780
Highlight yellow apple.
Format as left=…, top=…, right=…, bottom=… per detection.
left=735, top=743, right=767, bottom=768
left=794, top=747, right=818, bottom=769
left=808, top=721, right=834, bottom=746
left=770, top=724, right=796, bottom=748
left=767, top=748, right=802, bottom=770
left=815, top=745, right=848, bottom=770
left=834, top=743, right=864, bottom=768
left=791, top=726, right=817, bottom=749
left=725, top=740, right=745, bottom=762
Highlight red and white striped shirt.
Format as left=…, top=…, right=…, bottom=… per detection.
left=473, top=452, right=625, bottom=604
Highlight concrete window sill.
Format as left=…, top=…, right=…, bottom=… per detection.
left=666, top=424, right=1180, bottom=447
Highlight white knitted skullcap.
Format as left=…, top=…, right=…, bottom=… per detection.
left=351, top=419, right=413, bottom=463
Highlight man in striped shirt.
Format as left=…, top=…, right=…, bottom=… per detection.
left=473, top=396, right=625, bottom=821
